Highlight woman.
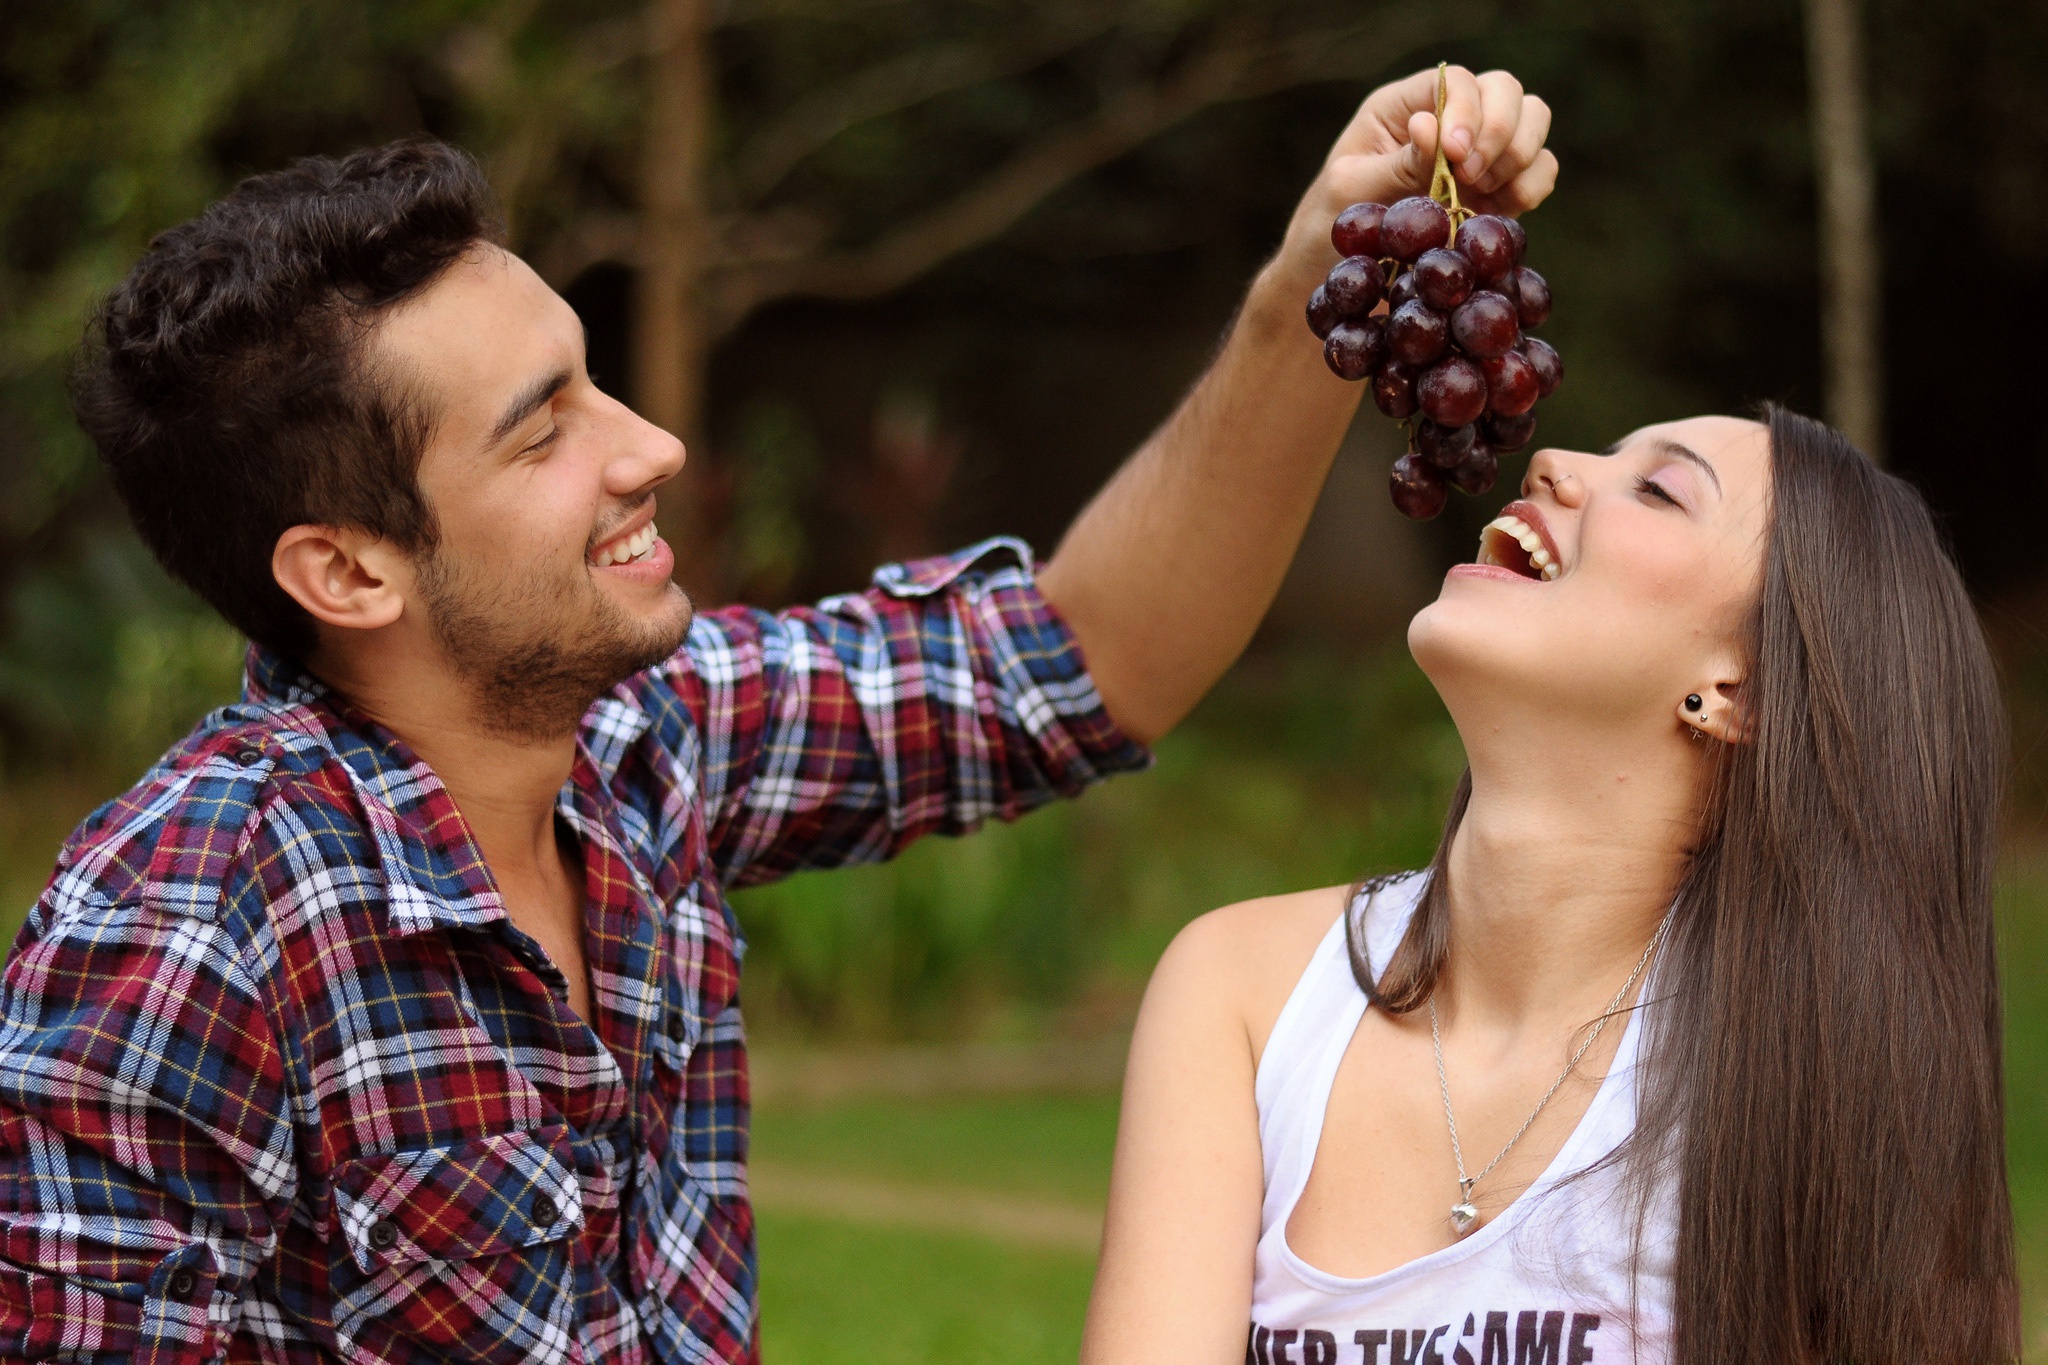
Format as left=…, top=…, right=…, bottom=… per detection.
left=1082, top=409, right=2018, bottom=1363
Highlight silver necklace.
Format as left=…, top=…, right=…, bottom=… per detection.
left=1428, top=916, right=1669, bottom=1237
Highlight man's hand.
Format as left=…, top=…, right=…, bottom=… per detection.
left=1040, top=67, right=1556, bottom=745
left=1268, top=66, right=1558, bottom=310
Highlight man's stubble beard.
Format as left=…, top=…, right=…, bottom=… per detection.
left=417, top=542, right=692, bottom=742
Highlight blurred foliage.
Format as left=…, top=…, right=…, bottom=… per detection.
left=731, top=395, right=822, bottom=601
left=732, top=646, right=1463, bottom=1038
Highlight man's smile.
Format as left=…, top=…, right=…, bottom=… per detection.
left=591, top=518, right=660, bottom=567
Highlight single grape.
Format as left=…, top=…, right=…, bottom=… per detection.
left=1416, top=417, right=1477, bottom=470
left=1331, top=202, right=1388, bottom=259
left=1502, top=215, right=1527, bottom=264
left=1380, top=196, right=1452, bottom=261
left=1412, top=248, right=1476, bottom=310
left=1511, top=267, right=1552, bottom=328
left=1482, top=410, right=1537, bottom=452
left=1450, top=291, right=1520, bottom=359
left=1520, top=336, right=1563, bottom=397
left=1388, top=300, right=1450, bottom=367
left=1454, top=216, right=1516, bottom=284
left=1449, top=444, right=1499, bottom=496
left=1390, top=450, right=1450, bottom=520
left=1306, top=284, right=1341, bottom=340
left=1324, top=318, right=1386, bottom=381
left=1372, top=360, right=1420, bottom=419
left=1386, top=269, right=1422, bottom=311
left=1324, top=256, right=1384, bottom=316
left=1419, top=353, right=1488, bottom=428
left=1482, top=350, right=1539, bottom=417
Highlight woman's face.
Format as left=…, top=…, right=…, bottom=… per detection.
left=1409, top=415, right=1773, bottom=732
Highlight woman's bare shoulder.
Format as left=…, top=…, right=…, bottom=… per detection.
left=1149, top=883, right=1355, bottom=1061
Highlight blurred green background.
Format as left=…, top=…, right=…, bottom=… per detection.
left=3, top=0, right=2047, bottom=1359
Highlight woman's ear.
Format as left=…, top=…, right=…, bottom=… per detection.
left=1676, top=675, right=1754, bottom=746
left=272, top=525, right=408, bottom=634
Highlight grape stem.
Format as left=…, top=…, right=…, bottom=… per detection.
left=1427, top=61, right=1470, bottom=227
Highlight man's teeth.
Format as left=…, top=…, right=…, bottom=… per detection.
left=1480, top=514, right=1561, bottom=581
left=594, top=522, right=659, bottom=567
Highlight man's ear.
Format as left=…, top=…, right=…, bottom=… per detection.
left=272, top=525, right=409, bottom=633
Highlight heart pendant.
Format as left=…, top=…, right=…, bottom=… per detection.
left=1450, top=1201, right=1479, bottom=1236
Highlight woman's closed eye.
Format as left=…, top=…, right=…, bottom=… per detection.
left=1635, top=474, right=1682, bottom=509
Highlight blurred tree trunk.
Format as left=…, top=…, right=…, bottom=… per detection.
left=1802, top=0, right=1884, bottom=462
left=639, top=0, right=726, bottom=598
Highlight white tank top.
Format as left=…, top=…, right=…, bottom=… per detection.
left=1250, top=874, right=1677, bottom=1364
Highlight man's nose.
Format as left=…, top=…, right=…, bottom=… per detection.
left=608, top=401, right=687, bottom=496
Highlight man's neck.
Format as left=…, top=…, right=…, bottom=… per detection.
left=1435, top=709, right=1698, bottom=1033
left=313, top=642, right=580, bottom=891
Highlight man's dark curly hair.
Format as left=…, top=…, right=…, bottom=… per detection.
left=73, top=137, right=504, bottom=660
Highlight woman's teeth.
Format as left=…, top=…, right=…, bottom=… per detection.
left=1478, top=513, right=1561, bottom=581
left=594, top=522, right=659, bottom=567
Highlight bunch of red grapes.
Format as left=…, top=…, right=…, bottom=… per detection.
left=1307, top=197, right=1562, bottom=519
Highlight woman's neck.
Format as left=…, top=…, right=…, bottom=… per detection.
left=1438, top=717, right=1698, bottom=1030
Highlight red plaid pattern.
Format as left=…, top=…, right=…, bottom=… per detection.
left=0, top=539, right=1144, bottom=1363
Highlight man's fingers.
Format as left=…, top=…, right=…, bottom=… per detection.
left=1436, top=65, right=1484, bottom=165
left=1393, top=110, right=1438, bottom=189
left=1323, top=68, right=1435, bottom=164
left=1485, top=149, right=1560, bottom=216
left=1476, top=95, right=1551, bottom=194
left=1460, top=71, right=1527, bottom=184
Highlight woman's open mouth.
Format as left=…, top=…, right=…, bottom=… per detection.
left=1474, top=510, right=1561, bottom=581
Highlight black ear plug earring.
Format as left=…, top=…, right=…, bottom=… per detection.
left=1684, top=694, right=1703, bottom=712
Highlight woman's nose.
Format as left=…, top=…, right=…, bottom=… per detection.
left=1524, top=449, right=1588, bottom=508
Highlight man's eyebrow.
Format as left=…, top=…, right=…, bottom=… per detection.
left=485, top=368, right=571, bottom=449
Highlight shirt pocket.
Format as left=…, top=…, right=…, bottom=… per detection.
left=330, top=1125, right=583, bottom=1365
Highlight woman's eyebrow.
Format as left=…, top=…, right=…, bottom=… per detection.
left=1651, top=439, right=1723, bottom=496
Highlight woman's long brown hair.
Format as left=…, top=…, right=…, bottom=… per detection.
left=1346, top=406, right=2020, bottom=1361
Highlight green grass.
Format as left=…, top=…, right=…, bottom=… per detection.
left=752, top=1093, right=1121, bottom=1206
left=757, top=1211, right=1095, bottom=1365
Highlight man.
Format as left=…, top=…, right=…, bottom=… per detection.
left=0, top=68, right=1551, bottom=1363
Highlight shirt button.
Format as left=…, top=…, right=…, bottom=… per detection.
left=531, top=1194, right=560, bottom=1227
left=666, top=1014, right=686, bottom=1043
left=232, top=744, right=264, bottom=766
left=167, top=1268, right=196, bottom=1298
left=368, top=1218, right=399, bottom=1251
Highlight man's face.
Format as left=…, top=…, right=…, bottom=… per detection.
left=371, top=246, right=690, bottom=738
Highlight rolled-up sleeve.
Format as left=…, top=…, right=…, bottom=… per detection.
left=670, top=536, right=1151, bottom=888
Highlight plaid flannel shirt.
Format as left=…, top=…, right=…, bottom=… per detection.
left=0, top=538, right=1144, bottom=1364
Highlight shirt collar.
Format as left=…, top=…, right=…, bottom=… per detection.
left=238, top=644, right=662, bottom=938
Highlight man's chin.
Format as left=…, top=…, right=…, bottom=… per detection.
left=433, top=592, right=696, bottom=743
left=620, top=583, right=694, bottom=672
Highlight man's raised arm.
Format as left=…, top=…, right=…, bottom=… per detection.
left=1038, top=66, right=1557, bottom=744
